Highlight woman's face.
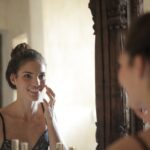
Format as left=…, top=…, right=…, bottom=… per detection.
left=118, top=52, right=143, bottom=109
left=11, top=59, right=46, bottom=101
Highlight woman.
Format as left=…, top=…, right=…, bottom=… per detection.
left=107, top=13, right=150, bottom=150
left=0, top=43, right=65, bottom=150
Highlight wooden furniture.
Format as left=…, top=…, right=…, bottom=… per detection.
left=89, top=0, right=144, bottom=149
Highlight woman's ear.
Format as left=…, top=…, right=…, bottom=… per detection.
left=134, top=55, right=145, bottom=78
left=10, top=74, right=17, bottom=86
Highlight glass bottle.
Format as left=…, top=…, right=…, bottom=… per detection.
left=56, top=142, right=64, bottom=150
left=69, top=146, right=76, bottom=150
left=11, top=139, right=19, bottom=150
left=20, top=142, right=29, bottom=150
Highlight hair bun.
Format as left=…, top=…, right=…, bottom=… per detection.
left=11, top=43, right=31, bottom=58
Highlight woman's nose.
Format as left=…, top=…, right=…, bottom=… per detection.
left=32, top=77, right=40, bottom=86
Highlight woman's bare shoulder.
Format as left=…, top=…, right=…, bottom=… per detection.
left=106, top=135, right=143, bottom=150
left=0, top=102, right=16, bottom=116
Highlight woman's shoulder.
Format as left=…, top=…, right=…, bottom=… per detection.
left=106, top=129, right=150, bottom=150
left=0, top=103, right=15, bottom=148
left=0, top=102, right=16, bottom=115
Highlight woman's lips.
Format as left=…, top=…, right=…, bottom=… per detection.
left=28, top=89, right=40, bottom=98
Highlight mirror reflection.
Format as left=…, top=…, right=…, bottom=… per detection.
left=0, top=0, right=96, bottom=149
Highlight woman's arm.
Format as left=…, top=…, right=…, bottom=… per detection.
left=42, top=86, right=67, bottom=150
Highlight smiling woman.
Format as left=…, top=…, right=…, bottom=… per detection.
left=0, top=43, right=66, bottom=150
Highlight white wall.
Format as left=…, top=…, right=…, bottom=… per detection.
left=42, top=0, right=96, bottom=149
left=144, top=0, right=150, bottom=12
left=0, top=0, right=7, bottom=30
left=29, top=0, right=44, bottom=53
left=0, top=0, right=9, bottom=106
left=0, top=0, right=30, bottom=106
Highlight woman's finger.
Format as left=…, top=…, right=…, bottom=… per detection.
left=44, top=86, right=56, bottom=107
left=133, top=107, right=148, bottom=122
left=43, top=99, right=54, bottom=119
left=43, top=99, right=49, bottom=108
left=45, top=85, right=55, bottom=97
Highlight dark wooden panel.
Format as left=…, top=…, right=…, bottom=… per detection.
left=89, top=0, right=144, bottom=149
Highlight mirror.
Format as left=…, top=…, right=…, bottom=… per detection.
left=0, top=0, right=96, bottom=149
left=89, top=0, right=150, bottom=149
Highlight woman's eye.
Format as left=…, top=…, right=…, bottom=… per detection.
left=39, top=74, right=45, bottom=80
left=24, top=74, right=32, bottom=79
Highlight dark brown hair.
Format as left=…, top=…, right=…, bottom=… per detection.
left=125, top=13, right=150, bottom=63
left=6, top=43, right=46, bottom=89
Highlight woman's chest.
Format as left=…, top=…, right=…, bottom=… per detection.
left=5, top=119, right=46, bottom=147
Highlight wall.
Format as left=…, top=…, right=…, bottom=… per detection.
left=144, top=0, right=150, bottom=12
left=0, top=0, right=9, bottom=106
left=0, top=0, right=7, bottom=30
left=1, top=0, right=30, bottom=106
left=29, top=0, right=44, bottom=53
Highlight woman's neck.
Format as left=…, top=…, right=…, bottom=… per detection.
left=13, top=99, right=40, bottom=121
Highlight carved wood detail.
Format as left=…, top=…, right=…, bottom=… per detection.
left=106, top=0, right=128, bottom=30
left=89, top=0, right=144, bottom=149
left=89, top=0, right=96, bottom=34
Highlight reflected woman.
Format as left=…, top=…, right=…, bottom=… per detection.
left=0, top=43, right=66, bottom=150
left=107, top=13, right=150, bottom=150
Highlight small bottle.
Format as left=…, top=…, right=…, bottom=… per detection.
left=20, top=142, right=29, bottom=150
left=56, top=142, right=64, bottom=150
left=11, top=139, right=19, bottom=150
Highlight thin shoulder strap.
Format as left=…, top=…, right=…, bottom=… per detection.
left=134, top=135, right=149, bottom=150
left=0, top=112, right=6, bottom=140
left=40, top=103, right=48, bottom=127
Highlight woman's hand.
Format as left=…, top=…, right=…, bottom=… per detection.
left=133, top=106, right=149, bottom=123
left=42, top=85, right=56, bottom=121
left=42, top=85, right=67, bottom=150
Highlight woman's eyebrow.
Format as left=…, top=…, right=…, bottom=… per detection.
left=22, top=71, right=46, bottom=74
left=40, top=72, right=46, bottom=74
left=22, top=71, right=33, bottom=74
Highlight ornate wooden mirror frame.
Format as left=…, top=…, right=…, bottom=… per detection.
left=89, top=0, right=144, bottom=149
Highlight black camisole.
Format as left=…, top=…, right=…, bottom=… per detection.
left=0, top=112, right=49, bottom=150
